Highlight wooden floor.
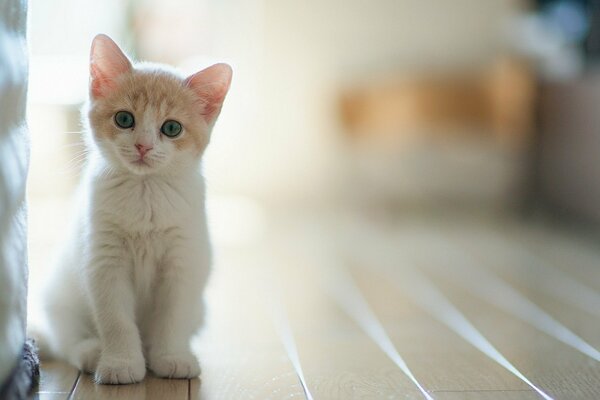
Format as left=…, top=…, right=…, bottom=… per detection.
left=30, top=213, right=600, bottom=399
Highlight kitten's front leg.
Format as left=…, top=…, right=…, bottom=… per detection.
left=146, top=250, right=207, bottom=379
left=88, top=247, right=146, bottom=384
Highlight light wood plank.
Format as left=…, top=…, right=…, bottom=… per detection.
left=451, top=227, right=600, bottom=350
left=469, top=257, right=600, bottom=349
left=513, top=224, right=600, bottom=291
left=342, top=216, right=600, bottom=398
left=31, top=215, right=600, bottom=400
left=268, top=237, right=433, bottom=399
left=36, top=361, right=79, bottom=394
left=434, top=390, right=540, bottom=400
left=146, top=376, right=189, bottom=400
left=190, top=249, right=305, bottom=400
left=189, top=379, right=199, bottom=400
left=71, top=374, right=188, bottom=400
left=350, top=265, right=533, bottom=393
left=36, top=393, right=71, bottom=400
left=423, top=273, right=600, bottom=400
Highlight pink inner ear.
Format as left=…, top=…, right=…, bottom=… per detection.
left=185, top=63, right=233, bottom=122
left=90, top=34, right=132, bottom=98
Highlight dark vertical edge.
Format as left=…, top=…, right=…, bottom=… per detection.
left=66, top=371, right=81, bottom=400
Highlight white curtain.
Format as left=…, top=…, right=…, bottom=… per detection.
left=0, top=0, right=29, bottom=385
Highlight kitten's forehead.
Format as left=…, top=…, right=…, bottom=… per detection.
left=121, top=69, right=195, bottom=114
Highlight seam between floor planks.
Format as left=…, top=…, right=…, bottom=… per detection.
left=431, top=389, right=536, bottom=393
left=66, top=372, right=79, bottom=400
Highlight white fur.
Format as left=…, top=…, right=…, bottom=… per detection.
left=37, top=35, right=231, bottom=384
left=35, top=56, right=237, bottom=384
left=41, top=145, right=211, bottom=383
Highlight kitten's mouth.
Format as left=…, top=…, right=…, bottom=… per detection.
left=121, top=153, right=158, bottom=174
left=125, top=157, right=156, bottom=175
left=132, top=158, right=150, bottom=167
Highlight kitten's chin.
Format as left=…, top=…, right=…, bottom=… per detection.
left=124, top=159, right=158, bottom=175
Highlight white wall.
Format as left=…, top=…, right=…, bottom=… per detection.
left=204, top=0, right=524, bottom=203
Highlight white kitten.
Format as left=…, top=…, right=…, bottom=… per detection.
left=38, top=34, right=232, bottom=384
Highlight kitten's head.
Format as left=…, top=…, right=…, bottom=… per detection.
left=86, top=34, right=232, bottom=175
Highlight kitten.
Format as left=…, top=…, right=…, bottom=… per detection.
left=38, top=34, right=232, bottom=384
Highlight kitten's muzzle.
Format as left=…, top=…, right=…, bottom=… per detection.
left=134, top=143, right=153, bottom=158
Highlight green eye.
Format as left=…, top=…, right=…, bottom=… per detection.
left=160, top=120, right=182, bottom=138
left=114, top=111, right=135, bottom=129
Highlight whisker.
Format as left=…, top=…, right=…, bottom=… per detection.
left=57, top=158, right=88, bottom=176
left=62, top=131, right=86, bottom=136
left=64, top=156, right=88, bottom=170
left=66, top=151, right=90, bottom=164
left=59, top=142, right=86, bottom=149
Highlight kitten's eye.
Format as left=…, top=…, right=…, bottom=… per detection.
left=114, top=111, right=135, bottom=129
left=160, top=120, right=182, bottom=138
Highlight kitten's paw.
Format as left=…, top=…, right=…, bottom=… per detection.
left=94, top=354, right=146, bottom=384
left=149, top=353, right=200, bottom=379
left=70, top=338, right=101, bottom=373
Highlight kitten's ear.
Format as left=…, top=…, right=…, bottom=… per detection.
left=90, top=34, right=132, bottom=99
left=184, top=63, right=232, bottom=124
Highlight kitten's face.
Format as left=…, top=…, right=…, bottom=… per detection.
left=87, top=35, right=232, bottom=176
left=89, top=68, right=208, bottom=175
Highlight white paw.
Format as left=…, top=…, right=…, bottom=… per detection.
left=149, top=353, right=200, bottom=379
left=70, top=338, right=101, bottom=373
left=94, top=354, right=146, bottom=384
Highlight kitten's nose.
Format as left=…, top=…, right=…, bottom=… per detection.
left=135, top=143, right=153, bottom=157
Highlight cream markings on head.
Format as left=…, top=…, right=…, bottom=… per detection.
left=87, top=37, right=231, bottom=176
left=88, top=66, right=214, bottom=174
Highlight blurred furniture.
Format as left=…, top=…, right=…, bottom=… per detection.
left=538, top=71, right=600, bottom=224
left=340, top=58, right=535, bottom=148
left=338, top=58, right=536, bottom=210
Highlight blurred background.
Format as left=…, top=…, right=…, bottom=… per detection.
left=27, top=0, right=600, bottom=325
left=26, top=0, right=600, bottom=397
left=27, top=0, right=600, bottom=231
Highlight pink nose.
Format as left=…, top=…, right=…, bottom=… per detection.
left=135, top=143, right=153, bottom=157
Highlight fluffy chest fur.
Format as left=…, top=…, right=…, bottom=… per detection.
left=84, top=161, right=209, bottom=303
left=91, top=168, right=205, bottom=233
